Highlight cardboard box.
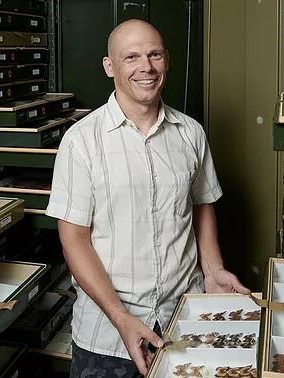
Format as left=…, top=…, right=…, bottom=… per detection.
left=146, top=293, right=261, bottom=378
left=260, top=258, right=284, bottom=377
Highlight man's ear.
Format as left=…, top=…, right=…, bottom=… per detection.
left=103, top=57, right=114, bottom=78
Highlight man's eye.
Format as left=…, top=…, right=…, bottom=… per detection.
left=151, top=53, right=163, bottom=59
left=125, top=55, right=136, bottom=62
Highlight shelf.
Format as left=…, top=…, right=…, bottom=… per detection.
left=0, top=146, right=57, bottom=168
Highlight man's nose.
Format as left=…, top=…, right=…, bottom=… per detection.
left=139, top=56, right=153, bottom=71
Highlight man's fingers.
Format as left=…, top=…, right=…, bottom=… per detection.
left=233, top=281, right=251, bottom=295
left=129, top=343, right=149, bottom=376
left=146, top=329, right=164, bottom=349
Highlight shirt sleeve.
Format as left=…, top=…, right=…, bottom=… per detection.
left=45, top=132, right=95, bottom=226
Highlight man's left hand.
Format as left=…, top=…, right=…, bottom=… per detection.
left=204, top=268, right=251, bottom=294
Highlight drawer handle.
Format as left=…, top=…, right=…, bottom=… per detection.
left=249, top=292, right=284, bottom=312
left=0, top=300, right=17, bottom=311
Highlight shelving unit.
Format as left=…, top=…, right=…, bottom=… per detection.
left=0, top=2, right=83, bottom=376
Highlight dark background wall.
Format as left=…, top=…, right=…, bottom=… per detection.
left=57, top=0, right=204, bottom=122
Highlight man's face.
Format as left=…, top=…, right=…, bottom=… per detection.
left=103, top=23, right=169, bottom=107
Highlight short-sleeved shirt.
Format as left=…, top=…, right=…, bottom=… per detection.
left=46, top=92, right=222, bottom=359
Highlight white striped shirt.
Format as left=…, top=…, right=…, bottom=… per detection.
left=46, top=92, right=222, bottom=359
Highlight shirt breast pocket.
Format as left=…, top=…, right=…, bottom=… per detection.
left=174, top=170, right=194, bottom=218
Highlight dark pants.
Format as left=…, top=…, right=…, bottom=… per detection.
left=70, top=343, right=142, bottom=378
left=70, top=322, right=162, bottom=378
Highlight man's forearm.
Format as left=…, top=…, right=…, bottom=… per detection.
left=193, top=203, right=224, bottom=275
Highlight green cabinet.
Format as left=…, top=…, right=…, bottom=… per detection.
left=204, top=0, right=282, bottom=291
left=58, top=0, right=203, bottom=119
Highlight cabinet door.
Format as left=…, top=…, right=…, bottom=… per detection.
left=149, top=0, right=203, bottom=120
left=59, top=0, right=114, bottom=109
left=59, top=0, right=203, bottom=116
left=59, top=0, right=150, bottom=109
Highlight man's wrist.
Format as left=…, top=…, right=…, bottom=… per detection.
left=203, top=262, right=224, bottom=276
left=109, top=306, right=129, bottom=328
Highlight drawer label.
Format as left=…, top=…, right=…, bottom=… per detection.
left=32, top=36, right=41, bottom=44
left=32, top=68, right=40, bottom=75
left=0, top=214, right=12, bottom=229
left=28, top=285, right=39, bottom=302
left=0, top=54, right=6, bottom=60
left=31, top=85, right=39, bottom=92
left=28, top=109, right=38, bottom=118
left=34, top=53, right=41, bottom=59
left=30, top=20, right=38, bottom=27
left=62, top=101, right=70, bottom=109
left=52, top=130, right=60, bottom=138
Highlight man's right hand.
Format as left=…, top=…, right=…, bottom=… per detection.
left=114, top=312, right=164, bottom=375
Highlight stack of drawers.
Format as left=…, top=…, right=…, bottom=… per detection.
left=0, top=2, right=91, bottom=375
left=0, top=0, right=48, bottom=102
left=0, top=1, right=91, bottom=229
left=0, top=196, right=51, bottom=377
left=0, top=92, right=90, bottom=229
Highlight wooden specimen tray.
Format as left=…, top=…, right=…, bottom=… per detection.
left=260, top=258, right=284, bottom=377
left=146, top=293, right=261, bottom=378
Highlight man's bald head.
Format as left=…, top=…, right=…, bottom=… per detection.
left=107, top=19, right=165, bottom=59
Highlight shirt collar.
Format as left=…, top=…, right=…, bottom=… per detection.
left=160, top=99, right=180, bottom=125
left=106, top=91, right=180, bottom=132
left=106, top=92, right=127, bottom=132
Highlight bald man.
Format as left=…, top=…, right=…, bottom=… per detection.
left=46, top=19, right=249, bottom=378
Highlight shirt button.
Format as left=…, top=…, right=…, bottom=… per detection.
left=155, top=241, right=161, bottom=247
left=152, top=207, right=158, bottom=212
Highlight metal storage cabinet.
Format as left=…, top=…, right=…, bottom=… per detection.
left=204, top=0, right=283, bottom=291
left=149, top=0, right=204, bottom=120
left=58, top=0, right=115, bottom=108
